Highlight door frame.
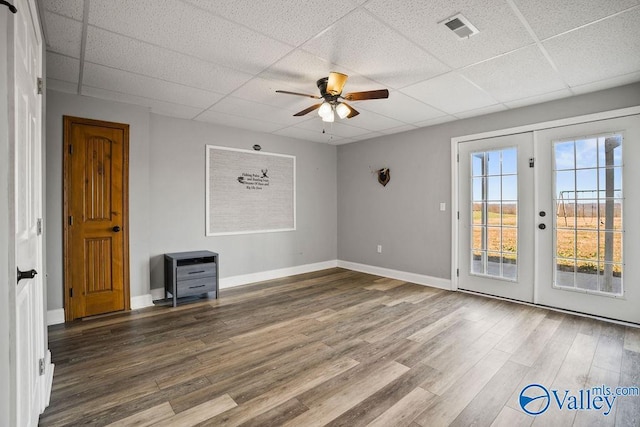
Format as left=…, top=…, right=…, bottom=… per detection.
left=452, top=106, right=640, bottom=304
left=63, top=116, right=131, bottom=321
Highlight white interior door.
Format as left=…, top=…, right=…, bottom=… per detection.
left=11, top=0, right=50, bottom=425
left=535, top=114, right=640, bottom=324
left=458, top=132, right=535, bottom=302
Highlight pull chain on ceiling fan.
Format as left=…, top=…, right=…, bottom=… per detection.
left=276, top=72, right=389, bottom=122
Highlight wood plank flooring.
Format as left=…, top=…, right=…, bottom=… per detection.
left=40, top=268, right=640, bottom=426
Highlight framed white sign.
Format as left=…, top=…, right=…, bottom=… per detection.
left=206, top=145, right=296, bottom=236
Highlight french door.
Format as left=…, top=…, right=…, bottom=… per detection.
left=458, top=132, right=535, bottom=302
left=457, top=114, right=640, bottom=324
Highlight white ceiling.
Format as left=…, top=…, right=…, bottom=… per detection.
left=40, top=0, right=640, bottom=145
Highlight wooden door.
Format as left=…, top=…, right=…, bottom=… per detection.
left=11, top=0, right=50, bottom=424
left=64, top=116, right=130, bottom=320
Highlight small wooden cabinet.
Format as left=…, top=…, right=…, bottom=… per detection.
left=164, top=251, right=219, bottom=307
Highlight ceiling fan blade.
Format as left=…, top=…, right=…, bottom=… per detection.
left=327, top=72, right=349, bottom=95
left=293, top=103, right=322, bottom=116
left=343, top=89, right=389, bottom=101
left=276, top=90, right=321, bottom=99
left=343, top=102, right=360, bottom=118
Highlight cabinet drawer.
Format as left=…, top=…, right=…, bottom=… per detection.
left=177, top=277, right=216, bottom=296
left=176, top=263, right=216, bottom=280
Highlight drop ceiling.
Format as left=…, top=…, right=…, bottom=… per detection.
left=40, top=0, right=640, bottom=145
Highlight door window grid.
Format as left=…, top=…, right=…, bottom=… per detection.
left=553, top=134, right=623, bottom=296
left=470, top=148, right=518, bottom=281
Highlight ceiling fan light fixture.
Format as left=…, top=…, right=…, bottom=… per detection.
left=336, top=103, right=350, bottom=119
left=322, top=109, right=335, bottom=122
left=318, top=102, right=332, bottom=118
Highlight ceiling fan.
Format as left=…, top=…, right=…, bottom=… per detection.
left=276, top=72, right=389, bottom=122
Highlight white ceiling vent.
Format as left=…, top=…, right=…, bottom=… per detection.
left=441, top=13, right=479, bottom=39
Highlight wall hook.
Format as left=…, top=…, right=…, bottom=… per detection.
left=1, top=1, right=17, bottom=13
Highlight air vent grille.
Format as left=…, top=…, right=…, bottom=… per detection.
left=441, top=13, right=479, bottom=39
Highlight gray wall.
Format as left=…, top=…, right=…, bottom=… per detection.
left=337, top=82, right=640, bottom=281
left=45, top=91, right=337, bottom=310
left=148, top=115, right=337, bottom=290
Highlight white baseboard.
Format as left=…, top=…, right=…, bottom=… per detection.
left=151, top=288, right=165, bottom=301
left=46, top=309, right=65, bottom=326
left=130, top=294, right=155, bottom=310
left=219, top=260, right=339, bottom=289
left=337, top=260, right=452, bottom=290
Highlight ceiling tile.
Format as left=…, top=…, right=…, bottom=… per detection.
left=378, top=124, right=419, bottom=135
left=195, top=110, right=286, bottom=133
left=82, top=86, right=204, bottom=119
left=301, top=9, right=450, bottom=89
left=402, top=72, right=499, bottom=115
left=413, top=115, right=458, bottom=128
left=82, top=63, right=223, bottom=108
left=453, top=103, right=507, bottom=119
left=512, top=0, right=640, bottom=40
left=341, top=109, right=407, bottom=132
left=41, top=0, right=84, bottom=21
left=230, top=77, right=320, bottom=113
left=85, top=26, right=251, bottom=94
left=504, top=88, right=573, bottom=109
left=364, top=0, right=535, bottom=69
left=183, top=0, right=358, bottom=46
left=461, top=45, right=567, bottom=103
left=88, top=0, right=292, bottom=75
left=570, top=71, right=640, bottom=95
left=209, top=96, right=310, bottom=127
left=46, top=52, right=79, bottom=83
left=296, top=119, right=371, bottom=139
left=43, top=11, right=82, bottom=58
left=543, top=8, right=640, bottom=87
left=356, top=91, right=447, bottom=124
left=273, top=126, right=345, bottom=144
left=46, top=78, right=78, bottom=94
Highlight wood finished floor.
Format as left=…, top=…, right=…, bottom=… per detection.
left=41, top=268, right=640, bottom=427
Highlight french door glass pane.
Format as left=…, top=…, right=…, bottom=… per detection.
left=553, top=134, right=623, bottom=295
left=469, top=148, right=518, bottom=280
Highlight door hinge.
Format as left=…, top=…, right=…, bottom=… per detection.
left=68, top=215, right=73, bottom=225
left=37, top=77, right=43, bottom=95
left=39, top=358, right=45, bottom=376
left=457, top=153, right=459, bottom=162
left=37, top=218, right=43, bottom=235
left=529, top=157, right=535, bottom=168
left=69, top=144, right=73, bottom=155
left=69, top=288, right=73, bottom=298
left=456, top=268, right=459, bottom=277
left=457, top=211, right=460, bottom=220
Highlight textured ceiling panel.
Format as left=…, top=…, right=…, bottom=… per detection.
left=183, top=0, right=358, bottom=46
left=45, top=52, right=79, bottom=83
left=402, top=72, right=499, bottom=115
left=364, top=0, right=535, bottom=69
left=461, top=45, right=567, bottom=102
left=82, top=63, right=223, bottom=108
left=41, top=0, right=84, bottom=21
left=209, top=96, right=311, bottom=127
left=302, top=9, right=450, bottom=89
left=40, top=0, right=640, bottom=144
left=544, top=8, right=640, bottom=87
left=274, top=126, right=345, bottom=144
left=196, top=110, right=287, bottom=133
left=85, top=27, right=252, bottom=94
left=512, top=0, right=640, bottom=40
left=88, top=0, right=292, bottom=74
left=82, top=86, right=204, bottom=119
left=43, top=11, right=82, bottom=58
left=355, top=91, right=446, bottom=124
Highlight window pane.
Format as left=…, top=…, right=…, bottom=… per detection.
left=598, top=135, right=622, bottom=167
left=472, top=153, right=485, bottom=177
left=472, top=178, right=484, bottom=202
left=598, top=168, right=622, bottom=199
left=487, top=227, right=501, bottom=252
left=487, top=151, right=501, bottom=175
left=472, top=203, right=485, bottom=225
left=502, top=148, right=517, bottom=175
left=487, top=176, right=501, bottom=201
left=598, top=231, right=622, bottom=264
left=472, top=226, right=484, bottom=250
left=576, top=202, right=597, bottom=230
left=556, top=170, right=575, bottom=197
left=576, top=169, right=598, bottom=198
left=556, top=260, right=575, bottom=288
left=556, top=230, right=575, bottom=259
left=503, top=255, right=517, bottom=280
left=575, top=138, right=598, bottom=168
left=502, top=228, right=517, bottom=253
left=555, top=141, right=574, bottom=170
left=471, top=251, right=484, bottom=274
left=502, top=175, right=517, bottom=201
left=598, top=200, right=622, bottom=231
left=502, top=204, right=517, bottom=227
left=576, top=230, right=598, bottom=262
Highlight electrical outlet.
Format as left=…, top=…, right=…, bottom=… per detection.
left=377, top=245, right=382, bottom=253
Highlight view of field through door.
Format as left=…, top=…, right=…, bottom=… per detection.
left=457, top=114, right=640, bottom=324
left=64, top=116, right=130, bottom=321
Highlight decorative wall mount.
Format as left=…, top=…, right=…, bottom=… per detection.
left=377, top=168, right=390, bottom=187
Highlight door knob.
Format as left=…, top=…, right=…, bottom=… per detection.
left=112, top=225, right=121, bottom=232
left=17, top=267, right=37, bottom=284
left=538, top=223, right=546, bottom=230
